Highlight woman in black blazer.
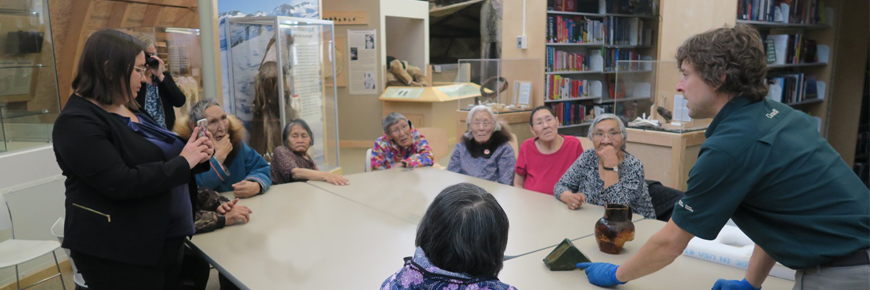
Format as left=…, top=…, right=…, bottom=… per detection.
left=53, top=29, right=213, bottom=290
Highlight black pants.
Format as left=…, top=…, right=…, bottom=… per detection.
left=71, top=237, right=185, bottom=290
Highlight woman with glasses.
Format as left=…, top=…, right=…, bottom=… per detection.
left=52, top=29, right=214, bottom=289
left=448, top=105, right=516, bottom=185
left=134, top=35, right=186, bottom=130
left=370, top=112, right=434, bottom=170
left=553, top=114, right=654, bottom=218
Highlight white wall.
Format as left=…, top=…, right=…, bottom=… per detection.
left=0, top=145, right=67, bottom=287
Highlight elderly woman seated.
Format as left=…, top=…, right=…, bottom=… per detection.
left=553, top=113, right=655, bottom=218
left=514, top=106, right=585, bottom=194
left=381, top=183, right=516, bottom=290
left=371, top=112, right=434, bottom=170
left=448, top=105, right=516, bottom=185
left=271, top=119, right=348, bottom=185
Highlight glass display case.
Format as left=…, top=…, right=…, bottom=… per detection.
left=0, top=0, right=60, bottom=153
left=456, top=58, right=542, bottom=113
left=118, top=27, right=204, bottom=119
left=613, top=60, right=708, bottom=134
left=225, top=16, right=340, bottom=172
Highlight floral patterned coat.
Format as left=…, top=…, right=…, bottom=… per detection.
left=381, top=247, right=517, bottom=290
left=370, top=129, right=434, bottom=170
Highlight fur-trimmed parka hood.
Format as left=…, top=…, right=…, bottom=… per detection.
left=174, top=114, right=246, bottom=151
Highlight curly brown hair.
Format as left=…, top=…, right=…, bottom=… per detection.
left=676, top=24, right=768, bottom=102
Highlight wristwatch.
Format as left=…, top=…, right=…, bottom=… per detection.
left=603, top=166, right=619, bottom=173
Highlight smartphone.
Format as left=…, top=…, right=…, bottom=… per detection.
left=196, top=118, right=208, bottom=139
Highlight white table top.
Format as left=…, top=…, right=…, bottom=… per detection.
left=310, top=167, right=615, bottom=256
left=188, top=182, right=417, bottom=289
left=498, top=219, right=796, bottom=290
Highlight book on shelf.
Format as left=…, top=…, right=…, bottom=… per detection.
left=547, top=48, right=605, bottom=72
left=548, top=102, right=591, bottom=126
left=738, top=0, right=827, bottom=24
left=546, top=15, right=650, bottom=46
left=765, top=33, right=821, bottom=65
left=766, top=73, right=825, bottom=104
left=549, top=0, right=654, bottom=15
left=546, top=75, right=603, bottom=100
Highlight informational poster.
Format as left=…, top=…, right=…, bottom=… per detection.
left=347, top=29, right=378, bottom=95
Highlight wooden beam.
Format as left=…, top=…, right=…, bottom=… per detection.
left=55, top=0, right=96, bottom=107
left=141, top=0, right=167, bottom=27
left=105, top=1, right=131, bottom=27
left=171, top=0, right=198, bottom=27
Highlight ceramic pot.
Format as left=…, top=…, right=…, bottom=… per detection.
left=594, top=203, right=635, bottom=254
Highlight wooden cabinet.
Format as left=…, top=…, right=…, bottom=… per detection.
left=624, top=128, right=706, bottom=191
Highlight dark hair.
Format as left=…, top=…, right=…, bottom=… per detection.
left=528, top=106, right=555, bottom=126
left=72, top=29, right=144, bottom=109
left=416, top=183, right=509, bottom=277
left=281, top=118, right=314, bottom=149
left=675, top=23, right=768, bottom=102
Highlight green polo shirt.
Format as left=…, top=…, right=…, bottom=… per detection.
left=672, top=97, right=870, bottom=269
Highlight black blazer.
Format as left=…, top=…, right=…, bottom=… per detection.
left=135, top=71, right=186, bottom=129
left=53, top=94, right=205, bottom=266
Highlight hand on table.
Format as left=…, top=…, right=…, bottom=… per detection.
left=323, top=172, right=349, bottom=186
left=224, top=204, right=252, bottom=226
left=217, top=198, right=238, bottom=214
left=712, top=279, right=761, bottom=290
left=232, top=180, right=261, bottom=198
left=576, top=262, right=626, bottom=287
left=559, top=191, right=587, bottom=210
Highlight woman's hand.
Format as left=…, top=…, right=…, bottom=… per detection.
left=224, top=204, right=252, bottom=226
left=560, top=191, right=587, bottom=210
left=217, top=198, right=239, bottom=214
left=322, top=172, right=350, bottom=186
left=214, top=135, right=233, bottom=164
left=148, top=55, right=165, bottom=81
left=181, top=126, right=211, bottom=169
left=597, top=145, right=620, bottom=168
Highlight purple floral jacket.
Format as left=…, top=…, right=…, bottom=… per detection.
left=381, top=247, right=517, bottom=290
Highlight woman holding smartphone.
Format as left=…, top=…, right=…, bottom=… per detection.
left=52, top=29, right=214, bottom=289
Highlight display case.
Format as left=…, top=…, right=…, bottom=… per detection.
left=456, top=58, right=543, bottom=112
left=0, top=0, right=60, bottom=153
left=118, top=27, right=204, bottom=119
left=225, top=16, right=340, bottom=172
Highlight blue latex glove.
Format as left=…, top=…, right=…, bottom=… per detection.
left=711, top=278, right=761, bottom=290
left=576, top=262, right=626, bottom=287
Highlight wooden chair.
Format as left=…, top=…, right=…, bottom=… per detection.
left=416, top=127, right=448, bottom=169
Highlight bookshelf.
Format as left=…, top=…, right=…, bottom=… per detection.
left=738, top=0, right=835, bottom=133
left=543, top=0, right=659, bottom=132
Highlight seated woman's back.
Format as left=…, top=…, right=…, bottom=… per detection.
left=382, top=183, right=517, bottom=290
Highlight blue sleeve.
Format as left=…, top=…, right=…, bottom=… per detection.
left=497, top=144, right=516, bottom=185
left=447, top=143, right=462, bottom=173
left=196, top=157, right=231, bottom=190
left=240, top=142, right=272, bottom=194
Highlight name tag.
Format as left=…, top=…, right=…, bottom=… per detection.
left=766, top=109, right=779, bottom=119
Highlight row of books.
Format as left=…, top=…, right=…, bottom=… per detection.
left=766, top=73, right=824, bottom=104
left=765, top=34, right=825, bottom=65
left=738, top=0, right=827, bottom=24
left=548, top=0, right=656, bottom=15
left=546, top=47, right=646, bottom=72
left=546, top=76, right=603, bottom=100
left=546, top=102, right=591, bottom=126
left=547, top=15, right=652, bottom=46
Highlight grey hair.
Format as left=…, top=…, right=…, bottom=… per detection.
left=382, top=112, right=409, bottom=134
left=587, top=113, right=628, bottom=150
left=463, top=105, right=502, bottom=139
left=136, top=34, right=154, bottom=50
left=188, top=98, right=222, bottom=124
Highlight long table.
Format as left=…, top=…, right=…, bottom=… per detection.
left=498, top=219, right=796, bottom=289
left=309, top=167, right=617, bottom=256
left=188, top=182, right=417, bottom=289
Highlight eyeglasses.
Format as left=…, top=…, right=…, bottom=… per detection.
left=389, top=124, right=409, bottom=136
left=471, top=120, right=493, bottom=128
left=592, top=131, right=622, bottom=140
left=133, top=66, right=148, bottom=76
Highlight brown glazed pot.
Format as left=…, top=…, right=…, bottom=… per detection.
left=595, top=203, right=635, bottom=254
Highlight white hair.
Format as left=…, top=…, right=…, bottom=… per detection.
left=587, top=113, right=627, bottom=150
left=464, top=105, right=502, bottom=139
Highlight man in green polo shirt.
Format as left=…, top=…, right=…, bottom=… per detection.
left=575, top=24, right=870, bottom=290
